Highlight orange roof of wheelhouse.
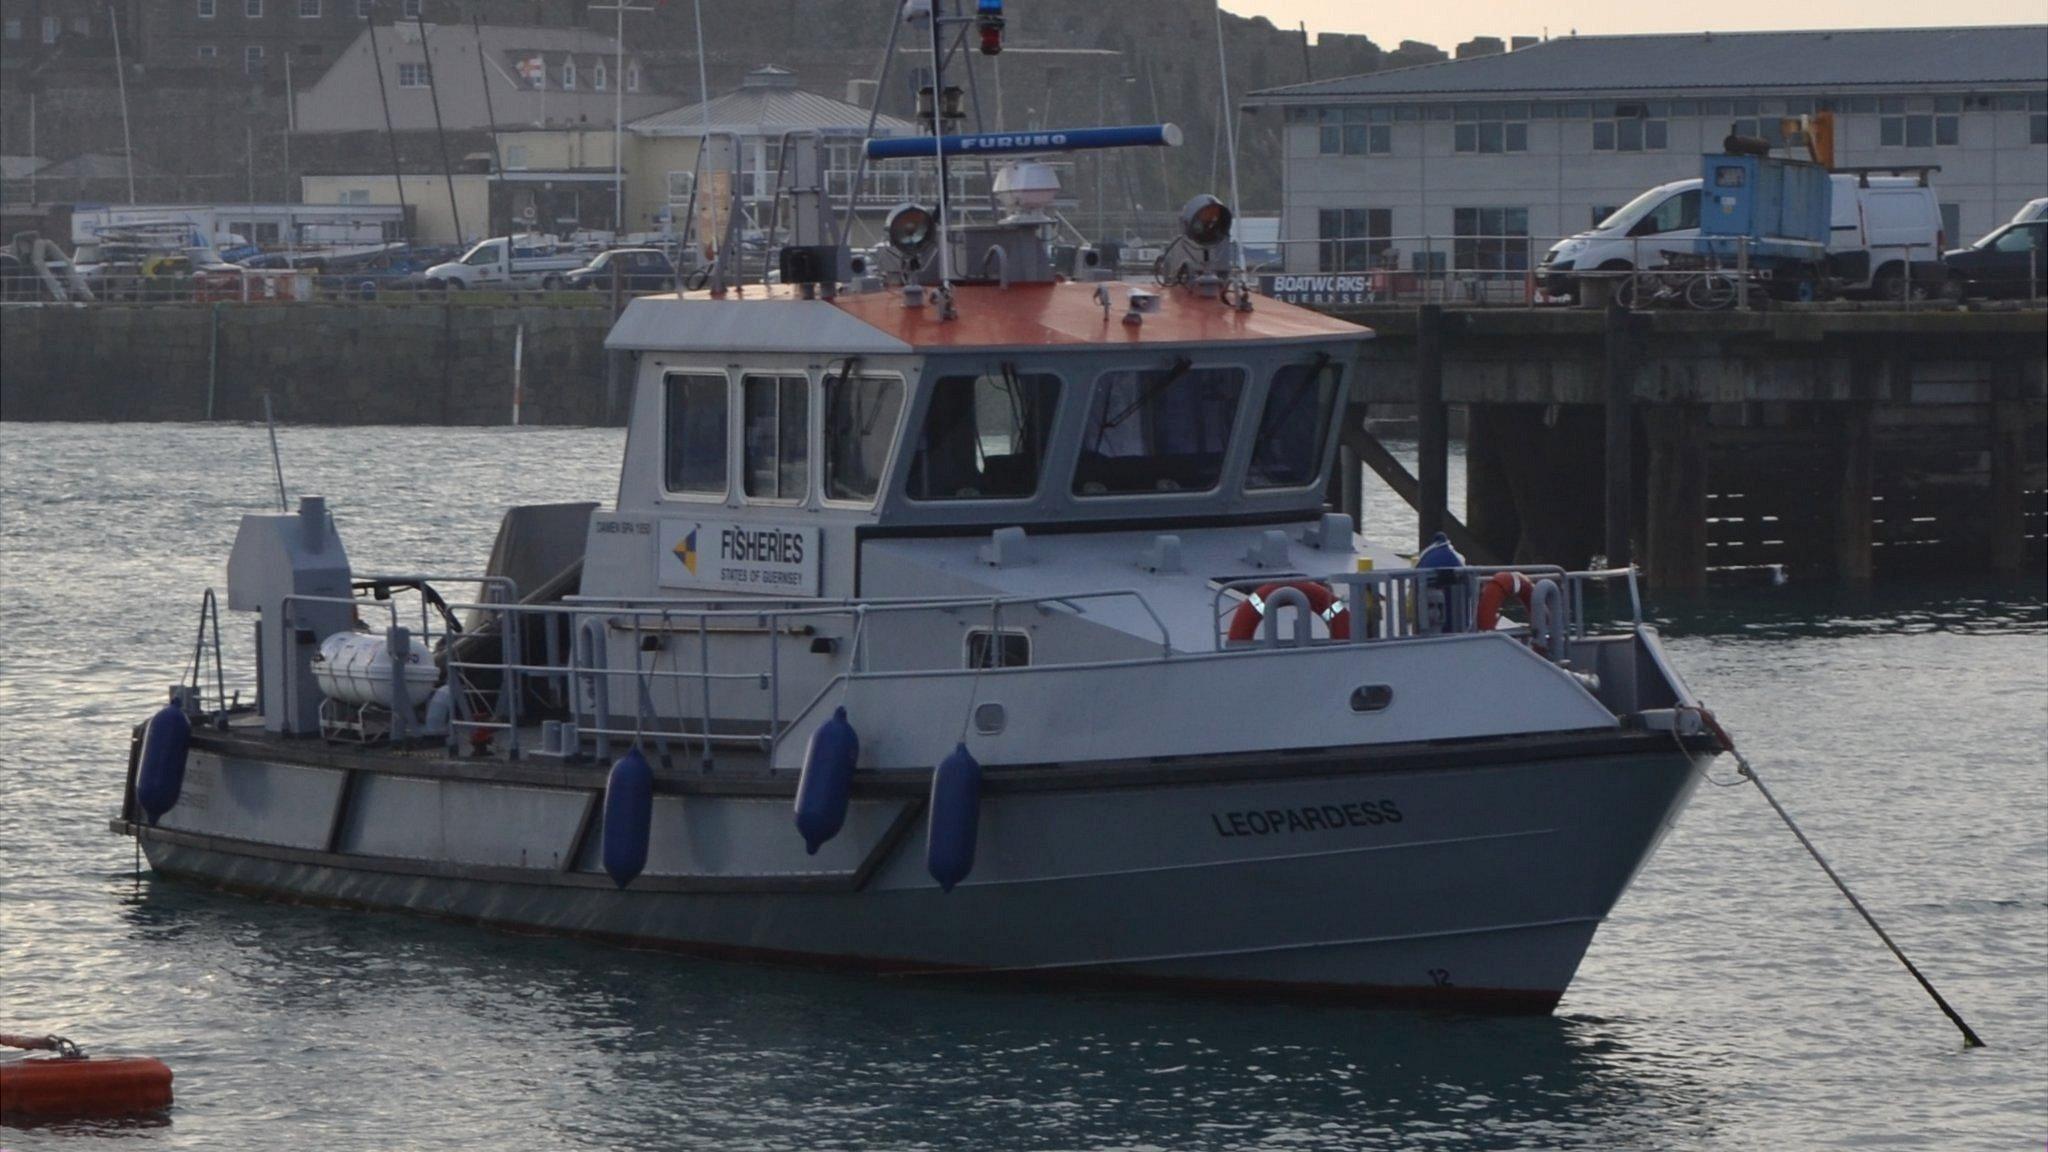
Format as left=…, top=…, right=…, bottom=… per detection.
left=827, top=281, right=1369, bottom=350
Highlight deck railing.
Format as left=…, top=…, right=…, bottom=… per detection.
left=231, top=564, right=1640, bottom=767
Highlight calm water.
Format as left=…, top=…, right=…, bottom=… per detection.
left=1, top=423, right=2042, bottom=1150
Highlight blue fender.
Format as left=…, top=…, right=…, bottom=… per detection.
left=601, top=748, right=654, bottom=889
left=926, top=743, right=983, bottom=893
left=794, top=707, right=859, bottom=854
left=135, top=704, right=192, bottom=825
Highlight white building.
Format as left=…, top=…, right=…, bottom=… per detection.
left=1248, top=25, right=2048, bottom=275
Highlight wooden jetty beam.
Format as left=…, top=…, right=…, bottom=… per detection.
left=1643, top=405, right=1708, bottom=590
left=1342, top=420, right=1497, bottom=564
left=1416, top=303, right=1449, bottom=552
left=1835, top=402, right=1875, bottom=586
left=1602, top=302, right=1636, bottom=570
left=1988, top=364, right=2029, bottom=577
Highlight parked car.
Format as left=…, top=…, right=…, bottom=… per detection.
left=423, top=234, right=585, bottom=289
left=1540, top=172, right=1945, bottom=300
left=1942, top=219, right=2047, bottom=300
left=562, top=248, right=679, bottom=292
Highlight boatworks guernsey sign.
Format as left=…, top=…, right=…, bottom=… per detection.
left=659, top=520, right=819, bottom=596
left=1260, top=274, right=1374, bottom=306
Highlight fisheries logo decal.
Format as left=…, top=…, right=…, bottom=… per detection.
left=659, top=519, right=819, bottom=596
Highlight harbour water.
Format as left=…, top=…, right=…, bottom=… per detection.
left=1, top=423, right=2042, bottom=1150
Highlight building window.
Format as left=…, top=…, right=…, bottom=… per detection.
left=300, top=0, right=320, bottom=14
left=1939, top=203, right=1961, bottom=245
left=1593, top=103, right=1667, bottom=152
left=1317, top=107, right=1393, bottom=156
left=397, top=61, right=428, bottom=87
left=356, top=0, right=371, bottom=15
left=197, top=0, right=216, bottom=17
left=1590, top=205, right=1618, bottom=228
left=2031, top=114, right=2047, bottom=146
left=626, top=62, right=640, bottom=92
left=1453, top=105, right=1528, bottom=154
left=339, top=188, right=371, bottom=204
left=561, top=59, right=576, bottom=90
left=72, top=15, right=91, bottom=34
left=504, top=144, right=529, bottom=169
left=245, top=44, right=265, bottom=73
left=245, top=0, right=262, bottom=17
left=592, top=61, right=606, bottom=91
left=1728, top=117, right=1790, bottom=146
left=400, top=0, right=421, bottom=16
left=5, top=18, right=23, bottom=40
left=197, top=44, right=218, bottom=58
left=1317, top=208, right=1391, bottom=273
left=41, top=16, right=59, bottom=43
left=1453, top=207, right=1529, bottom=272
left=1878, top=96, right=1959, bottom=148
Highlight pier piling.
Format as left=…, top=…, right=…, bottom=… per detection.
left=1415, top=303, right=1448, bottom=551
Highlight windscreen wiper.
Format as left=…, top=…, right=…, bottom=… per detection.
left=1094, top=356, right=1194, bottom=450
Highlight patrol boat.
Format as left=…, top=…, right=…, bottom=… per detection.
left=114, top=10, right=1720, bottom=1013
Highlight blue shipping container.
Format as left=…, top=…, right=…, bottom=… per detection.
left=1697, top=154, right=1831, bottom=266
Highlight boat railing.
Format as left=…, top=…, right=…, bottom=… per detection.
left=1211, top=565, right=1644, bottom=665
left=434, top=588, right=1172, bottom=764
left=256, top=567, right=1638, bottom=765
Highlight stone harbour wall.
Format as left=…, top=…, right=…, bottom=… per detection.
left=1, top=303, right=620, bottom=426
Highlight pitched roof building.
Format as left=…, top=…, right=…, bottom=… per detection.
left=293, top=21, right=671, bottom=133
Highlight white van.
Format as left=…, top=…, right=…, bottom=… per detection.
left=424, top=234, right=587, bottom=290
left=1540, top=174, right=1944, bottom=299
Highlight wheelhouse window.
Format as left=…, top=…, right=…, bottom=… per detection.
left=822, top=371, right=904, bottom=503
left=1073, top=362, right=1246, bottom=496
left=742, top=374, right=808, bottom=501
left=906, top=367, right=1061, bottom=501
left=663, top=372, right=728, bottom=496
left=1247, top=360, right=1344, bottom=490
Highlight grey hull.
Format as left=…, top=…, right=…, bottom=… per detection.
left=132, top=734, right=1708, bottom=1012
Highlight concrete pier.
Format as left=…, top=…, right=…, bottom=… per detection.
left=1335, top=305, right=2048, bottom=585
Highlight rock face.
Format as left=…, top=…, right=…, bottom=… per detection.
left=0, top=0, right=1439, bottom=228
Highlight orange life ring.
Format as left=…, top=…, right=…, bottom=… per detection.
left=1227, top=581, right=1351, bottom=643
left=1474, top=571, right=1535, bottom=632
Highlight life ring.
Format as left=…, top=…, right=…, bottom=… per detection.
left=1474, top=571, right=1535, bottom=632
left=1227, top=581, right=1350, bottom=643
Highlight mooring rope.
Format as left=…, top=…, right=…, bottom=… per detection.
left=1694, top=707, right=1986, bottom=1049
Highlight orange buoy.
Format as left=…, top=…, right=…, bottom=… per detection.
left=0, top=1034, right=172, bottom=1120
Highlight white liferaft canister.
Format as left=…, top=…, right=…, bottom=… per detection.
left=312, top=630, right=439, bottom=708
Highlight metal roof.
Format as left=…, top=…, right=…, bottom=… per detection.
left=630, top=68, right=917, bottom=138
left=1251, top=25, right=2048, bottom=101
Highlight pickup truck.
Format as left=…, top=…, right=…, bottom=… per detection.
left=423, top=234, right=587, bottom=290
